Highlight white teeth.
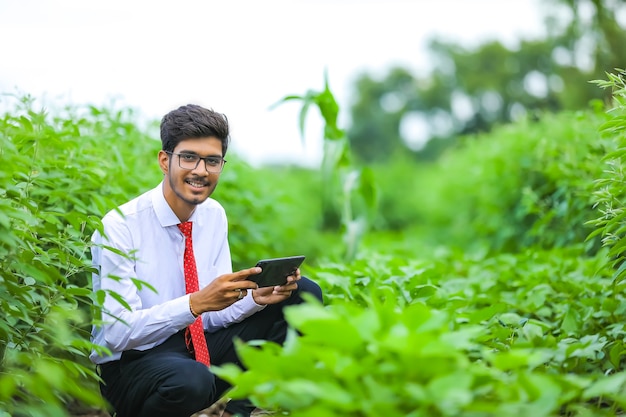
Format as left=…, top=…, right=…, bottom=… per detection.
left=187, top=180, right=205, bottom=187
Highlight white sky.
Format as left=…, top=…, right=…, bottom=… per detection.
left=0, top=0, right=545, bottom=167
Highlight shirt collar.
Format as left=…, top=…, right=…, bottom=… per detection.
left=152, top=181, right=181, bottom=228
left=152, top=181, right=201, bottom=228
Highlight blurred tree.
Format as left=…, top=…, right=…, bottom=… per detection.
left=348, top=68, right=415, bottom=161
left=347, top=0, right=626, bottom=162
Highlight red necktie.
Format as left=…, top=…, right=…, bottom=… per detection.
left=178, top=222, right=210, bottom=366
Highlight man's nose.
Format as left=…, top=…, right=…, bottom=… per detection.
left=191, top=159, right=209, bottom=174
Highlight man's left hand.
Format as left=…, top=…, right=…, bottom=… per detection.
left=251, top=268, right=300, bottom=305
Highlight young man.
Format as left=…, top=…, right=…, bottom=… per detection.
left=90, top=104, right=323, bottom=417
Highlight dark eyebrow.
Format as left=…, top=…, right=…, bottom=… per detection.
left=177, top=150, right=223, bottom=158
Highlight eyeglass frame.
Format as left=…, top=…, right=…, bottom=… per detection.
left=165, top=151, right=227, bottom=173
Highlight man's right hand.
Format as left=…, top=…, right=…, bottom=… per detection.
left=189, top=267, right=260, bottom=314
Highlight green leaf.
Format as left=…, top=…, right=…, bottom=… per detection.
left=583, top=372, right=626, bottom=399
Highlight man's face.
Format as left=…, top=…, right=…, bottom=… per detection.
left=159, top=136, right=224, bottom=218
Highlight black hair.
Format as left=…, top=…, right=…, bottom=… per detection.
left=160, top=104, right=230, bottom=155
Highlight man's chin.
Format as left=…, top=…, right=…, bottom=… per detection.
left=185, top=194, right=208, bottom=205
left=186, top=188, right=215, bottom=205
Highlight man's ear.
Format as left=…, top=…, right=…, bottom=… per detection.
left=158, top=150, right=169, bottom=175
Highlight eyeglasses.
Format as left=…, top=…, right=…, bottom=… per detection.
left=166, top=152, right=227, bottom=173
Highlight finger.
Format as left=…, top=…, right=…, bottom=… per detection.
left=238, top=280, right=260, bottom=290
left=230, top=267, right=262, bottom=281
left=234, top=288, right=247, bottom=300
left=253, top=286, right=273, bottom=297
left=286, top=274, right=301, bottom=283
left=272, top=288, right=293, bottom=297
left=285, top=275, right=300, bottom=284
left=275, top=282, right=298, bottom=292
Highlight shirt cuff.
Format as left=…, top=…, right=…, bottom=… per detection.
left=244, top=290, right=267, bottom=312
left=175, top=294, right=197, bottom=325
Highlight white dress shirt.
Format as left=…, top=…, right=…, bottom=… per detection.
left=90, top=182, right=265, bottom=364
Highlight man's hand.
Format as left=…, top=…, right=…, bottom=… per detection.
left=251, top=268, right=301, bottom=305
left=190, top=267, right=260, bottom=314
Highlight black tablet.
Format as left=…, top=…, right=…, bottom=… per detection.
left=249, top=255, right=306, bottom=287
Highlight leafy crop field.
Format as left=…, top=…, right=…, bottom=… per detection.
left=1, top=70, right=626, bottom=416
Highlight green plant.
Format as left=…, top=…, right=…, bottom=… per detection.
left=3, top=69, right=626, bottom=416
left=0, top=92, right=348, bottom=415
left=272, top=71, right=378, bottom=261
left=0, top=95, right=159, bottom=415
left=588, top=69, right=626, bottom=281
left=212, top=72, right=626, bottom=416
left=216, top=245, right=626, bottom=416
left=368, top=108, right=612, bottom=255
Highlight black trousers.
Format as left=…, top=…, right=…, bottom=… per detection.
left=99, top=277, right=322, bottom=417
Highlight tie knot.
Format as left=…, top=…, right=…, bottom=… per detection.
left=178, top=221, right=192, bottom=238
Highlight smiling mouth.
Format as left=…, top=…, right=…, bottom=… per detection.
left=185, top=179, right=208, bottom=189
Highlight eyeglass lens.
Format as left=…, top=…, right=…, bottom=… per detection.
left=176, top=153, right=225, bottom=172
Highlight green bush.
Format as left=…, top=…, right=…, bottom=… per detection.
left=217, top=246, right=626, bottom=416
left=219, top=162, right=341, bottom=270
left=588, top=70, right=626, bottom=281
left=4, top=70, right=626, bottom=416
left=0, top=96, right=159, bottom=415
left=371, top=108, right=612, bottom=255
left=0, top=95, right=338, bottom=415
left=215, top=72, right=626, bottom=416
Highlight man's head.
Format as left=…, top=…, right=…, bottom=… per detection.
left=158, top=104, right=230, bottom=221
left=160, top=104, right=230, bottom=156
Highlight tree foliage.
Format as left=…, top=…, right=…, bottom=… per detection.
left=347, top=0, right=626, bottom=162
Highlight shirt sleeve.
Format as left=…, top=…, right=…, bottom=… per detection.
left=93, top=212, right=196, bottom=353
left=204, top=291, right=266, bottom=332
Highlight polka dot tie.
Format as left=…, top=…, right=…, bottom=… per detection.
left=178, top=222, right=210, bottom=366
